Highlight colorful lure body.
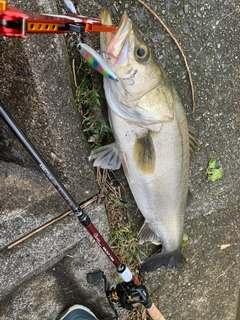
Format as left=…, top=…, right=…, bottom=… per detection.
left=77, top=43, right=118, bottom=81
left=64, top=0, right=77, bottom=14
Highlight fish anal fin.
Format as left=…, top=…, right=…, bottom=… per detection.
left=132, top=131, right=156, bottom=175
left=89, top=143, right=121, bottom=170
left=138, top=222, right=161, bottom=245
left=189, top=128, right=198, bottom=156
left=187, top=189, right=193, bottom=206
left=140, top=248, right=184, bottom=272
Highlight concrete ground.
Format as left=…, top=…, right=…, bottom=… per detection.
left=0, top=0, right=239, bottom=319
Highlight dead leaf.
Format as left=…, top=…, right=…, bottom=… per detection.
left=220, top=244, right=231, bottom=250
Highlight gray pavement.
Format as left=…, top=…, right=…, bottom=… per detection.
left=0, top=0, right=240, bottom=320
left=0, top=0, right=115, bottom=318
left=0, top=204, right=116, bottom=320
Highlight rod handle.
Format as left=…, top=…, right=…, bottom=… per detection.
left=147, top=302, right=166, bottom=320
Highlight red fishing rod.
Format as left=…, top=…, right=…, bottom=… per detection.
left=0, top=102, right=165, bottom=320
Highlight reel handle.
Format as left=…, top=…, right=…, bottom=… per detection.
left=87, top=271, right=104, bottom=284
left=147, top=302, right=166, bottom=320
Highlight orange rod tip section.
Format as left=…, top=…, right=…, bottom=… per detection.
left=85, top=23, right=118, bottom=33
left=99, top=25, right=118, bottom=33
left=97, top=25, right=118, bottom=33
left=0, top=0, right=7, bottom=11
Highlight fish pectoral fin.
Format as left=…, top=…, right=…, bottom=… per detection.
left=138, top=222, right=161, bottom=245
left=189, top=128, right=198, bottom=156
left=89, top=143, right=121, bottom=170
left=132, top=131, right=156, bottom=175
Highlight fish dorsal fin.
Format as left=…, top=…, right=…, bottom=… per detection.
left=132, top=131, right=156, bottom=175
left=89, top=143, right=121, bottom=170
left=189, top=128, right=198, bottom=156
left=138, top=222, right=161, bottom=245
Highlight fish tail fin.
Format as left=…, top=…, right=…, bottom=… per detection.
left=140, top=248, right=184, bottom=272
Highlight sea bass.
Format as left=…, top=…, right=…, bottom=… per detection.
left=91, top=9, right=194, bottom=272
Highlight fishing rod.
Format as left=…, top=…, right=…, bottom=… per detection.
left=0, top=102, right=165, bottom=320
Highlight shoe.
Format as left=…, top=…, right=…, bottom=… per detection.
left=59, top=304, right=98, bottom=320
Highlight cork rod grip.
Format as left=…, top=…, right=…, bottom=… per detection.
left=147, top=303, right=166, bottom=320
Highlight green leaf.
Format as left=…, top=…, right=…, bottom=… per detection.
left=208, top=158, right=217, bottom=169
left=182, top=233, right=188, bottom=246
left=206, top=158, right=223, bottom=182
left=207, top=168, right=223, bottom=182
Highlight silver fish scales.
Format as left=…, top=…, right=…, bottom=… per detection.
left=90, top=9, right=196, bottom=272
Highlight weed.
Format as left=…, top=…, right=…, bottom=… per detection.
left=75, top=58, right=111, bottom=149
left=182, top=233, right=188, bottom=247
left=109, top=223, right=147, bottom=269
left=108, top=194, right=134, bottom=208
left=75, top=58, right=99, bottom=108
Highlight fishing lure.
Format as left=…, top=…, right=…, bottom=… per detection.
left=64, top=0, right=77, bottom=14
left=77, top=43, right=118, bottom=81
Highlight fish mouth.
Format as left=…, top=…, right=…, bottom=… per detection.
left=100, top=9, right=131, bottom=59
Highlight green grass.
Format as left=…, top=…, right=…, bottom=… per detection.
left=108, top=194, right=134, bottom=208
left=75, top=58, right=111, bottom=149
left=109, top=223, right=147, bottom=267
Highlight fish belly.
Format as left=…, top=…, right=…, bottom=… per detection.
left=109, top=90, right=189, bottom=271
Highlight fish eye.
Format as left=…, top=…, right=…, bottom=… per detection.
left=135, top=44, right=149, bottom=61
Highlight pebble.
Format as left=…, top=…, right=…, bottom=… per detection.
left=196, top=11, right=202, bottom=18
left=183, top=23, right=190, bottom=34
left=165, top=0, right=173, bottom=11
left=155, top=32, right=162, bottom=42
left=111, top=5, right=117, bottom=16
left=137, top=8, right=145, bottom=21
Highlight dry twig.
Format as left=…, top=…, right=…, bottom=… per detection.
left=5, top=195, right=98, bottom=250
left=72, top=58, right=78, bottom=89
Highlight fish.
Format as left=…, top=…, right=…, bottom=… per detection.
left=90, top=9, right=196, bottom=272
